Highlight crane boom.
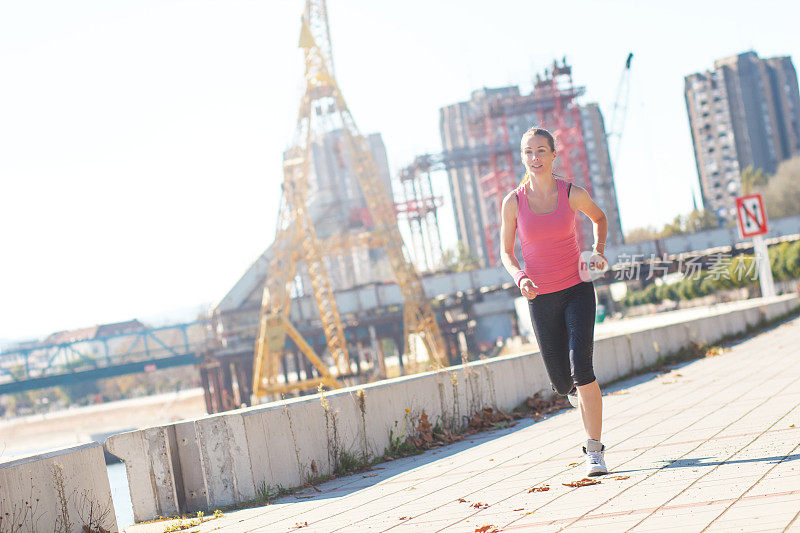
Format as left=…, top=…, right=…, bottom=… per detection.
left=608, top=52, right=634, bottom=167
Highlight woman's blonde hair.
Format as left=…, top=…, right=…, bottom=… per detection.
left=519, top=127, right=557, bottom=187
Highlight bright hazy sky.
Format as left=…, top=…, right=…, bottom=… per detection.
left=2, top=0, right=798, bottom=341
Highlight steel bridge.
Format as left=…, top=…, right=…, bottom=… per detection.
left=0, top=321, right=208, bottom=395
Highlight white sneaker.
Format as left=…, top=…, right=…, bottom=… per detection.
left=583, top=439, right=608, bottom=477
left=567, top=388, right=579, bottom=408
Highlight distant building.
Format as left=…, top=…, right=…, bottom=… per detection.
left=439, top=79, right=625, bottom=268
left=581, top=103, right=624, bottom=247
left=44, top=319, right=147, bottom=344
left=300, top=130, right=395, bottom=291
left=684, top=51, right=800, bottom=222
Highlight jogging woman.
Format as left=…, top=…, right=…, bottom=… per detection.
left=499, top=127, right=609, bottom=477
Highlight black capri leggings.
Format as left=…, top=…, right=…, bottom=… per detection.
left=527, top=281, right=597, bottom=395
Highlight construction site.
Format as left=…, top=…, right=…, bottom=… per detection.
left=196, top=0, right=631, bottom=414
left=7, top=4, right=800, bottom=531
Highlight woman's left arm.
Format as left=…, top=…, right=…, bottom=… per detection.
left=569, top=185, right=608, bottom=260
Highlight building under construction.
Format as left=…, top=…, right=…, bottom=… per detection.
left=437, top=60, right=625, bottom=268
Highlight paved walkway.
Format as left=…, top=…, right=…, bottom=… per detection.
left=130, top=315, right=800, bottom=532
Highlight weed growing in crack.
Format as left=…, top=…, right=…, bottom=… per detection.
left=0, top=481, right=43, bottom=533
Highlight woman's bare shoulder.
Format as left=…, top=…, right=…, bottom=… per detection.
left=502, top=189, right=520, bottom=212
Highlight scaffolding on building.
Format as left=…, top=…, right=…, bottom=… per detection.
left=402, top=59, right=594, bottom=269
left=396, top=162, right=444, bottom=272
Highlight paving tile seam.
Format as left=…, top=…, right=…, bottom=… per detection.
left=621, top=381, right=800, bottom=532
left=699, top=439, right=800, bottom=532
left=492, top=489, right=800, bottom=529
left=785, top=506, right=800, bottom=532
left=216, top=319, right=799, bottom=532
left=405, top=344, right=790, bottom=533
left=488, top=342, right=800, bottom=533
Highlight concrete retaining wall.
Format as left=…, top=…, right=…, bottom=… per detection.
left=0, top=442, right=117, bottom=533
left=106, top=294, right=799, bottom=523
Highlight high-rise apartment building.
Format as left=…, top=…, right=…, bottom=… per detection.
left=439, top=72, right=624, bottom=268
left=685, top=51, right=800, bottom=221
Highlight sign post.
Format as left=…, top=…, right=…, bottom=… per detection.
left=735, top=193, right=775, bottom=298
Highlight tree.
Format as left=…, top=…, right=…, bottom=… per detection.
left=685, top=209, right=719, bottom=232
left=626, top=208, right=719, bottom=244
left=741, top=165, right=769, bottom=194
left=441, top=242, right=480, bottom=272
left=660, top=215, right=686, bottom=238
left=758, top=156, right=800, bottom=219
left=625, top=226, right=659, bottom=243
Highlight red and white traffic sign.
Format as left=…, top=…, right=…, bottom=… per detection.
left=735, top=194, right=768, bottom=239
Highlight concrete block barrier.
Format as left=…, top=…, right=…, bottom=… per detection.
left=105, top=425, right=183, bottom=522
left=0, top=443, right=117, bottom=533
left=195, top=412, right=255, bottom=508
left=106, top=294, right=799, bottom=523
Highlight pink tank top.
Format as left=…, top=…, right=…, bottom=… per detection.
left=515, top=178, right=584, bottom=294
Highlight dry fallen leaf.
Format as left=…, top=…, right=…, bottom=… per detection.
left=568, top=462, right=580, bottom=467
left=362, top=473, right=377, bottom=478
left=470, top=502, right=489, bottom=509
left=291, top=522, right=308, bottom=529
left=513, top=508, right=524, bottom=511
left=521, top=393, right=571, bottom=421
left=399, top=516, right=411, bottom=520
left=705, top=346, right=725, bottom=357
left=609, top=475, right=630, bottom=480
left=475, top=525, right=500, bottom=533
left=563, top=478, right=601, bottom=487
left=457, top=498, right=467, bottom=503
left=528, top=485, right=550, bottom=493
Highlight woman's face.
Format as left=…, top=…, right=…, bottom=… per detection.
left=521, top=134, right=556, bottom=176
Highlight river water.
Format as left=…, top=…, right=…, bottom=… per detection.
left=108, top=462, right=135, bottom=529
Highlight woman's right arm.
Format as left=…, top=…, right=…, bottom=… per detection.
left=500, top=191, right=538, bottom=300
left=499, top=191, right=522, bottom=276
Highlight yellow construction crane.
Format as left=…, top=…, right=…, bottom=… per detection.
left=252, top=0, right=446, bottom=401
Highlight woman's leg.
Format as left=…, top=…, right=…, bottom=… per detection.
left=577, top=380, right=602, bottom=441
left=564, top=282, right=601, bottom=441
left=528, top=294, right=573, bottom=395
left=564, top=282, right=607, bottom=476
